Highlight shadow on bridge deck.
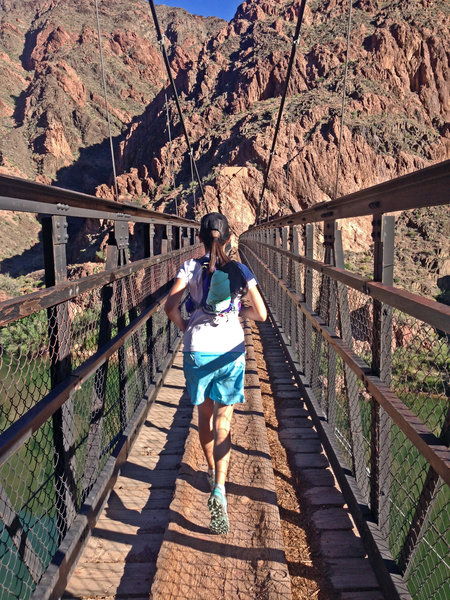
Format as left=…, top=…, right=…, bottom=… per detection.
left=63, top=321, right=383, bottom=600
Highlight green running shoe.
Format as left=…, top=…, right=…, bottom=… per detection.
left=208, top=485, right=229, bottom=535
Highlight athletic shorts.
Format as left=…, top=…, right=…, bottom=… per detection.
left=183, top=352, right=245, bottom=406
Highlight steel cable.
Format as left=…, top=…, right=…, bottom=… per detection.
left=94, top=0, right=120, bottom=202
left=164, top=88, right=178, bottom=215
left=148, top=0, right=206, bottom=209
left=334, top=0, right=353, bottom=201
left=257, top=0, right=307, bottom=223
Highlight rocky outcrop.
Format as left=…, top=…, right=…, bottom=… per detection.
left=0, top=0, right=448, bottom=282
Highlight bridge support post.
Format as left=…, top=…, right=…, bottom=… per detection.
left=42, top=215, right=77, bottom=542
left=145, top=224, right=156, bottom=383
left=292, top=225, right=305, bottom=371
left=334, top=228, right=370, bottom=503
left=371, top=215, right=395, bottom=529
left=304, top=224, right=314, bottom=383
left=281, top=227, right=289, bottom=343
left=325, top=220, right=337, bottom=422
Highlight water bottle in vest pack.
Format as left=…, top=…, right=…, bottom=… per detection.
left=186, top=258, right=248, bottom=316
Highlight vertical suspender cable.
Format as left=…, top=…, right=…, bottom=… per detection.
left=94, top=0, right=119, bottom=202
left=333, top=0, right=353, bottom=201
left=257, top=0, right=307, bottom=223
left=189, top=152, right=197, bottom=211
left=148, top=0, right=206, bottom=209
left=164, top=89, right=178, bottom=215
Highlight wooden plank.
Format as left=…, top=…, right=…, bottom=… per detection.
left=293, top=453, right=329, bottom=469
left=79, top=532, right=164, bottom=563
left=304, top=487, right=345, bottom=507
left=95, top=509, right=169, bottom=533
left=327, top=558, right=380, bottom=590
left=311, top=508, right=353, bottom=530
left=64, top=562, right=157, bottom=597
left=106, top=488, right=174, bottom=511
left=282, top=439, right=322, bottom=453
left=149, top=324, right=292, bottom=600
left=278, top=428, right=319, bottom=441
left=299, top=469, right=336, bottom=487
left=278, top=417, right=313, bottom=429
left=319, top=530, right=366, bottom=558
left=277, top=407, right=310, bottom=419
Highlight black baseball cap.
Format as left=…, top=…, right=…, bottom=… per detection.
left=200, top=212, right=230, bottom=243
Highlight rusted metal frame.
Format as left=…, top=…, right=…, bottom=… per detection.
left=145, top=223, right=156, bottom=386
left=334, top=228, right=370, bottom=503
left=293, top=225, right=306, bottom=370
left=0, top=243, right=203, bottom=326
left=281, top=227, right=289, bottom=343
left=288, top=226, right=297, bottom=361
left=0, top=290, right=170, bottom=469
left=243, top=240, right=450, bottom=334
left=304, top=225, right=314, bottom=383
left=373, top=216, right=395, bottom=535
left=242, top=242, right=450, bottom=485
left=310, top=249, right=326, bottom=408
left=325, top=221, right=337, bottom=422
left=246, top=264, right=410, bottom=600
left=370, top=214, right=395, bottom=523
left=42, top=216, right=77, bottom=544
left=0, top=173, right=198, bottom=226
left=165, top=226, right=174, bottom=354
left=114, top=223, right=131, bottom=434
left=399, top=405, right=450, bottom=577
left=250, top=159, right=450, bottom=229
left=82, top=231, right=118, bottom=501
left=32, top=329, right=184, bottom=600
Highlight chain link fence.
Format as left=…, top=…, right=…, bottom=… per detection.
left=240, top=214, right=449, bottom=600
left=0, top=208, right=201, bottom=599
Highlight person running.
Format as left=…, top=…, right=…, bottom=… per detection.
left=164, top=212, right=267, bottom=534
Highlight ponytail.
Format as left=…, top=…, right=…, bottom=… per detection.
left=208, top=230, right=230, bottom=273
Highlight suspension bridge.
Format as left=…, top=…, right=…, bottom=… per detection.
left=0, top=1, right=449, bottom=599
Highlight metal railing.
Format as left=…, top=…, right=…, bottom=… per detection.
left=0, top=175, right=201, bottom=599
left=240, top=160, right=450, bottom=600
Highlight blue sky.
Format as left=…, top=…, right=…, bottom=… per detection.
left=155, top=1, right=242, bottom=21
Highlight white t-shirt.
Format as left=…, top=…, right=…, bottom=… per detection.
left=176, top=256, right=257, bottom=353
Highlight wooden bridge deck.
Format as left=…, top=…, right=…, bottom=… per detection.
left=63, top=320, right=383, bottom=600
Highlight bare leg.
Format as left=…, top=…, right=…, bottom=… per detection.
left=197, top=397, right=214, bottom=470
left=213, top=403, right=234, bottom=486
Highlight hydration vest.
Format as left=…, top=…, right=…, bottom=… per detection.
left=185, top=257, right=248, bottom=316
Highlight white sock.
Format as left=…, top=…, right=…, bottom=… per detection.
left=215, top=483, right=225, bottom=494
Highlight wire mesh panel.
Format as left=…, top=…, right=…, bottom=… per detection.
left=0, top=210, right=201, bottom=599
left=240, top=209, right=449, bottom=600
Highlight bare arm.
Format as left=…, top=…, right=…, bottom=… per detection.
left=164, top=277, right=189, bottom=332
left=240, top=285, right=267, bottom=322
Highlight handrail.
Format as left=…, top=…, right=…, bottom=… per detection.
left=0, top=243, right=202, bottom=326
left=0, top=290, right=169, bottom=468
left=241, top=242, right=450, bottom=486
left=0, top=173, right=199, bottom=226
left=241, top=240, right=450, bottom=333
left=248, top=159, right=449, bottom=228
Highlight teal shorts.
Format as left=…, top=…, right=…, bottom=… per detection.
left=183, top=352, right=245, bottom=406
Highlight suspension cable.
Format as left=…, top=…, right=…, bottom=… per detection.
left=164, top=88, right=178, bottom=215
left=256, top=0, right=307, bottom=223
left=333, top=0, right=353, bottom=201
left=148, top=0, right=206, bottom=209
left=94, top=0, right=119, bottom=202
left=189, top=152, right=196, bottom=211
